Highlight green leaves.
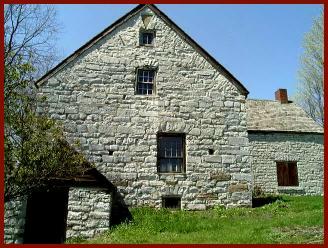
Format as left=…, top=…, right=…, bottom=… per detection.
left=4, top=5, right=81, bottom=201
left=4, top=56, right=90, bottom=202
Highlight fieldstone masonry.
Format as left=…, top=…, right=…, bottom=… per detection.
left=66, top=188, right=112, bottom=239
left=37, top=6, right=252, bottom=209
left=4, top=187, right=111, bottom=243
left=249, top=132, right=324, bottom=195
left=4, top=4, right=323, bottom=244
left=4, top=197, right=27, bottom=244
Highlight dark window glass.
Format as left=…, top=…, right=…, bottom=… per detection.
left=276, top=162, right=299, bottom=186
left=136, top=69, right=155, bottom=95
left=158, top=134, right=185, bottom=173
left=162, top=196, right=181, bottom=209
left=141, top=32, right=154, bottom=45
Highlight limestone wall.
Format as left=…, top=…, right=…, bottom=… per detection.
left=66, top=188, right=112, bottom=239
left=37, top=6, right=251, bottom=209
left=249, top=132, right=324, bottom=195
left=4, top=197, right=27, bottom=244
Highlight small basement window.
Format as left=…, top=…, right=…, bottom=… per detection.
left=276, top=161, right=299, bottom=186
left=140, top=31, right=154, bottom=46
left=162, top=196, right=181, bottom=209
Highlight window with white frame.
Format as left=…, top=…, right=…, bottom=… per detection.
left=136, top=69, right=155, bottom=95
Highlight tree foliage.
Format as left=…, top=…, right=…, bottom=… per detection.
left=295, top=11, right=324, bottom=126
left=4, top=5, right=90, bottom=202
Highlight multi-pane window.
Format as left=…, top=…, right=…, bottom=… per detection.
left=157, top=134, right=185, bottom=173
left=140, top=32, right=154, bottom=45
left=136, top=69, right=155, bottom=95
left=276, top=161, right=299, bottom=186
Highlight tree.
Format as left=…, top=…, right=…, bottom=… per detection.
left=295, top=11, right=324, bottom=127
left=4, top=5, right=90, bottom=202
left=4, top=4, right=60, bottom=78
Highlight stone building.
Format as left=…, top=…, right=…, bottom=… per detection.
left=4, top=4, right=323, bottom=243
left=247, top=89, right=323, bottom=195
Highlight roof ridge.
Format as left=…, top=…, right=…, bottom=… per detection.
left=246, top=98, right=323, bottom=133
left=35, top=4, right=249, bottom=96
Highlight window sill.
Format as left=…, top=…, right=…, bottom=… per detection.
left=134, top=94, right=158, bottom=98
left=277, top=186, right=305, bottom=194
left=157, top=173, right=187, bottom=180
left=137, top=44, right=154, bottom=48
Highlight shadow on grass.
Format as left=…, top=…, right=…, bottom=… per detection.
left=252, top=195, right=284, bottom=208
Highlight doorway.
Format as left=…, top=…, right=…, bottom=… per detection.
left=23, top=189, right=69, bottom=243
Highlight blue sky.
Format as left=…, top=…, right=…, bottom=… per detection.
left=55, top=4, right=322, bottom=100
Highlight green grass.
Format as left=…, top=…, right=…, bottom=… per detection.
left=67, top=195, right=323, bottom=244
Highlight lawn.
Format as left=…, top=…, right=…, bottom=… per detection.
left=68, top=195, right=323, bottom=244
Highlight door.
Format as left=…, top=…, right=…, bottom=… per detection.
left=23, top=189, right=69, bottom=243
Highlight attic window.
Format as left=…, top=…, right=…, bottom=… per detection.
left=140, top=31, right=154, bottom=46
left=162, top=196, right=181, bottom=209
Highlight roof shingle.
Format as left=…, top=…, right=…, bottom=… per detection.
left=246, top=99, right=323, bottom=133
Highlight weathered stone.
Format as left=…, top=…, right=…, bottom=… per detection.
left=4, top=197, right=27, bottom=244
left=31, top=6, right=254, bottom=241
left=228, top=183, right=248, bottom=192
left=249, top=132, right=323, bottom=195
left=204, top=155, right=221, bottom=163
left=222, top=155, right=236, bottom=164
left=197, top=193, right=218, bottom=200
left=210, top=171, right=231, bottom=181
left=112, top=179, right=129, bottom=187
left=66, top=188, right=111, bottom=240
left=186, top=204, right=206, bottom=210
left=109, top=145, right=119, bottom=151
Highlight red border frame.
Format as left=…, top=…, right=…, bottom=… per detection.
left=0, top=1, right=326, bottom=248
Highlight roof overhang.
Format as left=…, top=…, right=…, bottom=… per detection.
left=36, top=4, right=249, bottom=97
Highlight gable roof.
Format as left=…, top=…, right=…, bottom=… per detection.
left=35, top=4, right=249, bottom=96
left=246, top=99, right=323, bottom=133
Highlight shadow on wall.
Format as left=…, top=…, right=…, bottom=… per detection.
left=252, top=195, right=283, bottom=208
left=90, top=169, right=133, bottom=226
left=110, top=189, right=133, bottom=226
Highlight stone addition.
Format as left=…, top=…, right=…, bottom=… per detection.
left=4, top=197, right=27, bottom=244
left=249, top=132, right=324, bottom=195
left=246, top=95, right=324, bottom=196
left=66, top=187, right=112, bottom=239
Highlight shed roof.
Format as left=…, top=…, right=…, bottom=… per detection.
left=246, top=99, right=323, bottom=133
